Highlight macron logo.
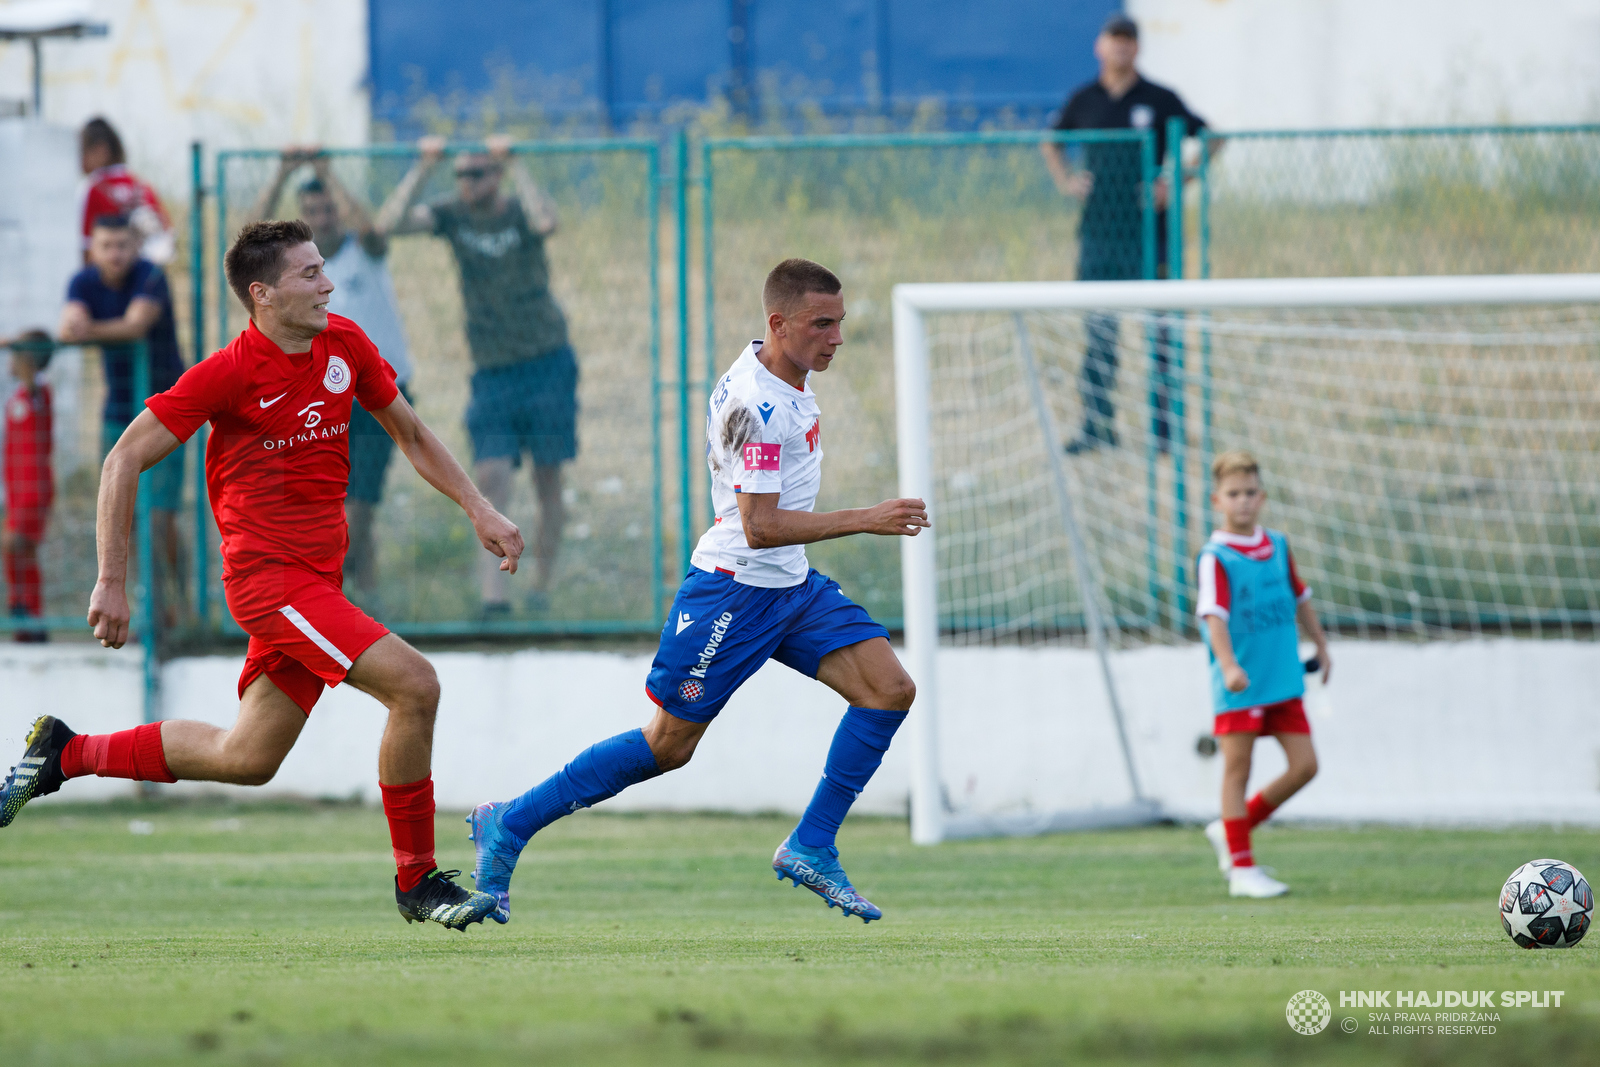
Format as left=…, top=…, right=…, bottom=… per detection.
left=676, top=612, right=694, bottom=635
left=259, top=392, right=288, bottom=409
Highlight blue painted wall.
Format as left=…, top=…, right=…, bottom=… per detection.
left=369, top=0, right=1110, bottom=130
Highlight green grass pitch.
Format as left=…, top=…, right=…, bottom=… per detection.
left=1, top=801, right=1597, bottom=1066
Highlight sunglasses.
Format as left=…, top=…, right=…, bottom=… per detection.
left=454, top=167, right=497, bottom=180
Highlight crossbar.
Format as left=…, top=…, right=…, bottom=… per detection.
left=893, top=274, right=1600, bottom=313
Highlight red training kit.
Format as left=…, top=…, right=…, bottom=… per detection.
left=146, top=315, right=400, bottom=711
left=64, top=315, right=426, bottom=886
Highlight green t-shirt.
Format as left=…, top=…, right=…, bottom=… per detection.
left=430, top=198, right=570, bottom=370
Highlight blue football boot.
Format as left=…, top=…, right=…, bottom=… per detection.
left=466, top=801, right=526, bottom=924
left=773, top=830, right=883, bottom=923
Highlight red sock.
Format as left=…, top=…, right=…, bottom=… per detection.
left=381, top=776, right=436, bottom=892
left=59, top=723, right=176, bottom=783
left=1245, top=792, right=1277, bottom=829
left=1223, top=818, right=1253, bottom=868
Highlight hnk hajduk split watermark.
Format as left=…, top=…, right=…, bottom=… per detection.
left=1286, top=989, right=1566, bottom=1036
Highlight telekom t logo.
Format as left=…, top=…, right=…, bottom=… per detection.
left=743, top=442, right=780, bottom=471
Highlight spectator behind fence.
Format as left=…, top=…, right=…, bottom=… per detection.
left=243, top=147, right=416, bottom=612
left=78, top=117, right=175, bottom=266
left=1040, top=14, right=1210, bottom=455
left=378, top=133, right=575, bottom=617
left=59, top=214, right=189, bottom=624
left=4, top=331, right=55, bottom=643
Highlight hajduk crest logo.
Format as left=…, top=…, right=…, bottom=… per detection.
left=678, top=679, right=705, bottom=702
left=1286, top=990, right=1332, bottom=1035
left=323, top=354, right=352, bottom=394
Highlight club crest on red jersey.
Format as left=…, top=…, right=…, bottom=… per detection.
left=323, top=354, right=351, bottom=394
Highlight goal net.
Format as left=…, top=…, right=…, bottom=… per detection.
left=893, top=275, right=1600, bottom=843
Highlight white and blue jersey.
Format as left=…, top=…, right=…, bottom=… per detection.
left=1196, top=526, right=1312, bottom=712
left=646, top=341, right=886, bottom=722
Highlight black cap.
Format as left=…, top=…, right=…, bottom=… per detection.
left=1102, top=13, right=1138, bottom=39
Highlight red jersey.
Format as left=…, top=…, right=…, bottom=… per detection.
left=79, top=165, right=174, bottom=263
left=3, top=382, right=53, bottom=506
left=146, top=314, right=398, bottom=579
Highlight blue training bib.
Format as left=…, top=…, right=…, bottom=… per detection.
left=1200, top=529, right=1304, bottom=711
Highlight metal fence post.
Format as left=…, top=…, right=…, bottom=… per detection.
left=132, top=341, right=159, bottom=726
left=700, top=135, right=717, bottom=529
left=1141, top=127, right=1159, bottom=621
left=1197, top=131, right=1215, bottom=537
left=648, top=141, right=664, bottom=623
left=1166, top=116, right=1190, bottom=627
left=675, top=129, right=693, bottom=578
left=189, top=141, right=210, bottom=631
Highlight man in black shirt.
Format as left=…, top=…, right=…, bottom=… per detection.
left=380, top=135, right=575, bottom=615
left=1041, top=14, right=1210, bottom=454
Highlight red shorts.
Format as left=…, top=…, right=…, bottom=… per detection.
left=225, top=565, right=389, bottom=714
left=1214, top=697, right=1311, bottom=736
left=3, top=502, right=49, bottom=542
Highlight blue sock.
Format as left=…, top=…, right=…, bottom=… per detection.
left=795, top=706, right=907, bottom=850
left=500, top=729, right=662, bottom=841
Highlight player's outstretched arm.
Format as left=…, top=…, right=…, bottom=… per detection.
left=369, top=393, right=525, bottom=572
left=89, top=410, right=182, bottom=649
left=736, top=492, right=928, bottom=550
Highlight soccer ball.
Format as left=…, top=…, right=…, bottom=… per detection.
left=1500, top=859, right=1592, bottom=949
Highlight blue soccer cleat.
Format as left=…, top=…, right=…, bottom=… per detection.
left=466, top=801, right=526, bottom=924
left=772, top=830, right=883, bottom=923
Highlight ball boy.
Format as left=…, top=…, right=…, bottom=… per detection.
left=1196, top=451, right=1329, bottom=898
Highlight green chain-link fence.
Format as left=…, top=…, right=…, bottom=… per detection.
left=695, top=129, right=1158, bottom=625
left=206, top=140, right=666, bottom=636
left=1198, top=125, right=1600, bottom=279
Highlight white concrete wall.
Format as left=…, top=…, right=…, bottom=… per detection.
left=1128, top=0, right=1600, bottom=130
left=5, top=639, right=1600, bottom=827
left=0, top=0, right=370, bottom=198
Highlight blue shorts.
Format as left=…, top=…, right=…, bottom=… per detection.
left=465, top=346, right=579, bottom=467
left=103, top=420, right=184, bottom=512
left=645, top=567, right=890, bottom=723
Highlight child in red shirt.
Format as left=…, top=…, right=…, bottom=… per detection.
left=3, top=331, right=54, bottom=642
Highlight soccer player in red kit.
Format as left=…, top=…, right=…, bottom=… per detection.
left=0, top=221, right=523, bottom=930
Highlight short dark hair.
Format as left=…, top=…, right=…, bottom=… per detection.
left=8, top=329, right=55, bottom=369
left=81, top=117, right=126, bottom=165
left=225, top=219, right=315, bottom=313
left=91, top=213, right=133, bottom=232
left=763, top=258, right=842, bottom=315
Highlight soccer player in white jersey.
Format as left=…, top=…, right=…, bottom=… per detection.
left=466, top=258, right=929, bottom=923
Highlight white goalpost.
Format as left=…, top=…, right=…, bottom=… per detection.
left=894, top=274, right=1600, bottom=845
